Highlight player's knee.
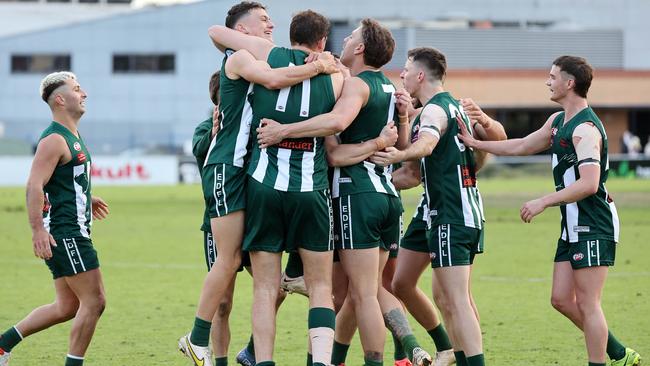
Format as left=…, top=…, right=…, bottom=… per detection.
left=391, top=277, right=411, bottom=299
left=550, top=294, right=571, bottom=313
left=575, top=296, right=599, bottom=315
left=56, top=298, right=80, bottom=321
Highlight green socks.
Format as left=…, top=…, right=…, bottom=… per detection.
left=285, top=252, right=304, bottom=278
left=454, top=351, right=468, bottom=366
left=427, top=324, right=453, bottom=351
left=0, top=326, right=23, bottom=352
left=65, top=355, right=84, bottom=366
left=215, top=357, right=228, bottom=366
left=307, top=352, right=313, bottom=366
left=466, top=354, right=485, bottom=366
left=606, top=331, right=626, bottom=361
left=331, top=341, right=350, bottom=364
left=399, top=334, right=419, bottom=362
left=190, top=317, right=211, bottom=347
left=257, top=362, right=275, bottom=366
left=246, top=335, right=255, bottom=356
left=364, top=358, right=383, bottom=366
left=392, top=332, right=406, bottom=360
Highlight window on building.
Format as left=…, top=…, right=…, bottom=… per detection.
left=11, top=54, right=71, bottom=74
left=112, top=54, right=175, bottom=74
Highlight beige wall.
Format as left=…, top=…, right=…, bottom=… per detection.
left=385, top=69, right=650, bottom=153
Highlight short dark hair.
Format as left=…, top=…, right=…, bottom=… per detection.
left=360, top=18, right=395, bottom=68
left=225, top=1, right=266, bottom=29
left=553, top=55, right=593, bottom=98
left=408, top=47, right=447, bottom=82
left=289, top=10, right=330, bottom=48
left=209, top=70, right=220, bottom=106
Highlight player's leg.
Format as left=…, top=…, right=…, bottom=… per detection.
left=0, top=278, right=79, bottom=356
left=211, top=276, right=235, bottom=365
left=332, top=254, right=348, bottom=313
left=281, top=252, right=307, bottom=296
left=63, top=268, right=106, bottom=365
left=332, top=294, right=356, bottom=366
left=300, top=248, right=335, bottom=366
left=383, top=256, right=408, bottom=365
left=249, top=251, right=282, bottom=363
left=573, top=266, right=608, bottom=364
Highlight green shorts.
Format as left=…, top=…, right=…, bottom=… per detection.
left=202, top=163, right=246, bottom=218
left=45, top=237, right=99, bottom=279
left=554, top=238, right=616, bottom=269
left=334, top=193, right=403, bottom=252
left=427, top=224, right=483, bottom=268
left=203, top=230, right=250, bottom=272
left=388, top=214, right=403, bottom=258
left=401, top=213, right=429, bottom=253
left=243, top=177, right=333, bottom=253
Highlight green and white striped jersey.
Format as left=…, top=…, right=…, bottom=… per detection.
left=247, top=47, right=336, bottom=192
left=331, top=71, right=398, bottom=198
left=40, top=122, right=92, bottom=239
left=420, top=92, right=485, bottom=229
left=204, top=49, right=253, bottom=168
left=551, top=107, right=619, bottom=243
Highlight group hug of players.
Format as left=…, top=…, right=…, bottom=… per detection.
left=0, top=1, right=642, bottom=366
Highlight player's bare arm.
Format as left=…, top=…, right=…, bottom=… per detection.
left=394, top=88, right=413, bottom=150
left=458, top=111, right=561, bottom=156
left=91, top=196, right=110, bottom=221
left=25, top=134, right=68, bottom=260
left=208, top=25, right=275, bottom=61
left=391, top=160, right=421, bottom=190
left=325, top=122, right=398, bottom=167
left=227, top=48, right=338, bottom=89
left=520, top=122, right=602, bottom=223
left=370, top=103, right=447, bottom=166
left=257, top=76, right=369, bottom=148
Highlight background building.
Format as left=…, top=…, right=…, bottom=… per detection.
left=1, top=0, right=649, bottom=154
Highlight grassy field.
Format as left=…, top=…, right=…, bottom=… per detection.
left=0, top=177, right=649, bottom=365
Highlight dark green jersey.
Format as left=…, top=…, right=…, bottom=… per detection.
left=420, top=92, right=485, bottom=229
left=40, top=122, right=92, bottom=239
left=332, top=71, right=398, bottom=198
left=205, top=49, right=253, bottom=168
left=248, top=47, right=336, bottom=192
left=192, top=118, right=212, bottom=232
left=550, top=107, right=619, bottom=242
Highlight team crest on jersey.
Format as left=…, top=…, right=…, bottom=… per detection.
left=42, top=196, right=51, bottom=212
left=550, top=127, right=558, bottom=145
left=429, top=252, right=436, bottom=260
left=389, top=243, right=398, bottom=251
left=573, top=253, right=584, bottom=261
left=73, top=142, right=81, bottom=151
left=411, top=125, right=420, bottom=143
left=77, top=152, right=87, bottom=163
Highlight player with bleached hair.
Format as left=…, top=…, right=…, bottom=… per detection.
left=0, top=71, right=110, bottom=366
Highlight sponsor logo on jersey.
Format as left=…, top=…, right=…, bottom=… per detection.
left=573, top=225, right=590, bottom=233
left=460, top=164, right=477, bottom=187
left=411, top=125, right=420, bottom=143
left=43, top=196, right=51, bottom=212
left=559, top=138, right=570, bottom=148
left=73, top=142, right=81, bottom=151
left=550, top=127, right=558, bottom=145
left=338, top=177, right=352, bottom=184
left=77, top=152, right=87, bottom=163
left=573, top=252, right=584, bottom=261
left=276, top=137, right=314, bottom=152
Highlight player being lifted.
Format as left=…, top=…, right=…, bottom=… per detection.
left=179, top=3, right=338, bottom=366
left=256, top=19, right=433, bottom=366
left=456, top=55, right=641, bottom=366
left=0, top=72, right=109, bottom=366
left=208, top=9, right=344, bottom=366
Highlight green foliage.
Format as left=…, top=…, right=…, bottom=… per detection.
left=1, top=178, right=648, bottom=365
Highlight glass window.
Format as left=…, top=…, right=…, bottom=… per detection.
left=11, top=54, right=71, bottom=73
left=112, top=54, right=175, bottom=74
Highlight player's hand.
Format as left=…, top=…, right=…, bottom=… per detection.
left=257, top=118, right=285, bottom=149
left=456, top=115, right=479, bottom=148
left=316, top=52, right=339, bottom=74
left=33, top=228, right=56, bottom=260
left=520, top=198, right=546, bottom=223
left=394, top=88, right=413, bottom=118
left=460, top=98, right=488, bottom=127
left=92, top=196, right=110, bottom=220
left=370, top=147, right=404, bottom=166
left=379, top=122, right=398, bottom=147
left=211, top=105, right=221, bottom=137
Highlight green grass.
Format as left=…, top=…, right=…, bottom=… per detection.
left=1, top=177, right=649, bottom=365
